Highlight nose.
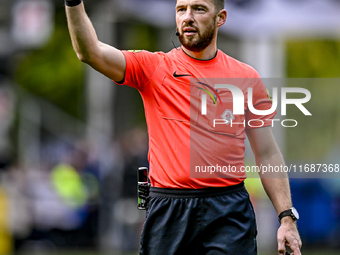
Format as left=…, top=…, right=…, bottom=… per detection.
left=183, top=8, right=194, bottom=24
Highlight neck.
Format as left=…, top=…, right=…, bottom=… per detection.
left=181, top=42, right=218, bottom=60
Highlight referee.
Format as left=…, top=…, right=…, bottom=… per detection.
left=65, top=0, right=302, bottom=254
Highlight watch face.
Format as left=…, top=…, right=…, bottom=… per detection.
left=291, top=207, right=299, bottom=220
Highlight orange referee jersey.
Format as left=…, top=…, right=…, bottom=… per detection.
left=120, top=48, right=275, bottom=189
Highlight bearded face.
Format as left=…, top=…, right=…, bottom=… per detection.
left=178, top=15, right=217, bottom=53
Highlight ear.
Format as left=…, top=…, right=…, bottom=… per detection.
left=216, top=9, right=227, bottom=27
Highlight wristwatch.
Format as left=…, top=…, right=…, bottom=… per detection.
left=278, top=207, right=299, bottom=223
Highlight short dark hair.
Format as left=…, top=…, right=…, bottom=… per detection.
left=213, top=0, right=225, bottom=12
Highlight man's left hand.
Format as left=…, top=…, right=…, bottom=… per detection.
left=277, top=217, right=302, bottom=255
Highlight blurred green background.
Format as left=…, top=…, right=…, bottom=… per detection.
left=1, top=0, right=340, bottom=255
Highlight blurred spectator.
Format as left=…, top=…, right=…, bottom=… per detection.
left=120, top=127, right=149, bottom=198
left=104, top=127, right=148, bottom=252
left=0, top=80, right=15, bottom=170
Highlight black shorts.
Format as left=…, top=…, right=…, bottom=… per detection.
left=140, top=182, right=257, bottom=255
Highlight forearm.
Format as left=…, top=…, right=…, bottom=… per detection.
left=65, top=2, right=99, bottom=63
left=247, top=127, right=301, bottom=253
left=258, top=152, right=292, bottom=215
left=65, top=1, right=126, bottom=81
left=247, top=127, right=293, bottom=215
left=261, top=155, right=302, bottom=254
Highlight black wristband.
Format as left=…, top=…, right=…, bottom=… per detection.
left=65, top=0, right=82, bottom=7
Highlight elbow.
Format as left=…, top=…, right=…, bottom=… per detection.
left=74, top=41, right=101, bottom=65
left=74, top=46, right=95, bottom=64
left=76, top=52, right=91, bottom=64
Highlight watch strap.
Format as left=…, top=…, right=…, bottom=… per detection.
left=65, top=0, right=82, bottom=7
left=278, top=208, right=297, bottom=222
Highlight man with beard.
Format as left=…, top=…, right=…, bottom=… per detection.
left=65, top=0, right=302, bottom=254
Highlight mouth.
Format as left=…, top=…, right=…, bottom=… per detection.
left=183, top=27, right=197, bottom=36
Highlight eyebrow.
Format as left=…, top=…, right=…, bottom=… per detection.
left=176, top=4, right=209, bottom=10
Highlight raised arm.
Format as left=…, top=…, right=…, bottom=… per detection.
left=246, top=127, right=302, bottom=255
left=65, top=0, right=126, bottom=82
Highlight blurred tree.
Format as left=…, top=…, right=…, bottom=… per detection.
left=15, top=9, right=85, bottom=119
left=113, top=21, right=157, bottom=137
left=285, top=39, right=340, bottom=161
left=287, top=40, right=340, bottom=78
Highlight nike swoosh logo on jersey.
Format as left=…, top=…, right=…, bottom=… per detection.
left=173, top=71, right=192, bottom=78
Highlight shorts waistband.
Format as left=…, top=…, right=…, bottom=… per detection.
left=149, top=182, right=245, bottom=198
